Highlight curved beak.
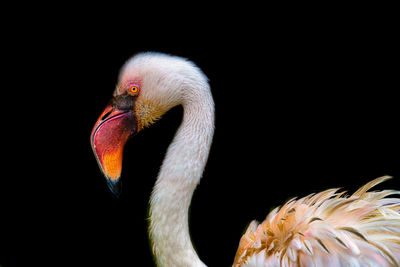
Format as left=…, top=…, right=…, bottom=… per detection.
left=90, top=102, right=138, bottom=195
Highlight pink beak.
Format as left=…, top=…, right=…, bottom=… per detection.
left=90, top=102, right=137, bottom=195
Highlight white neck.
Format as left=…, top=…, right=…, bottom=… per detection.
left=149, top=85, right=214, bottom=267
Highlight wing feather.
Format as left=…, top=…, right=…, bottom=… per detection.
left=233, top=176, right=400, bottom=267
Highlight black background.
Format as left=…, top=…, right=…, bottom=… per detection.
left=1, top=6, right=399, bottom=266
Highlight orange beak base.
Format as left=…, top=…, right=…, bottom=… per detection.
left=90, top=103, right=137, bottom=195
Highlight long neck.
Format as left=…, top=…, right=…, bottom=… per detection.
left=149, top=87, right=214, bottom=267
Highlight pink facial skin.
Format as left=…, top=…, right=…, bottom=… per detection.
left=114, top=77, right=143, bottom=96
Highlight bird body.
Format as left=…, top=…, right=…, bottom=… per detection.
left=91, top=52, right=400, bottom=266
left=233, top=176, right=400, bottom=266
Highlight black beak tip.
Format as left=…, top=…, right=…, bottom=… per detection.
left=106, top=178, right=121, bottom=197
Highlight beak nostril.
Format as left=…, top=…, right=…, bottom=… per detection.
left=101, top=110, right=113, bottom=121
left=113, top=95, right=135, bottom=111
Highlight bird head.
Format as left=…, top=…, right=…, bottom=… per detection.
left=90, top=52, right=208, bottom=195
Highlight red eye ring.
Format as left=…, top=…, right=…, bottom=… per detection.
left=128, top=85, right=139, bottom=95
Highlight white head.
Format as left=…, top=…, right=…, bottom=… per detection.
left=117, top=52, right=209, bottom=127
left=91, top=52, right=211, bottom=194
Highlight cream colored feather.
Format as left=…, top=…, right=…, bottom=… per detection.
left=233, top=176, right=400, bottom=267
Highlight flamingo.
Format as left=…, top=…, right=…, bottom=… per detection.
left=90, top=52, right=400, bottom=266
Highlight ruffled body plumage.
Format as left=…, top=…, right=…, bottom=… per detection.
left=233, top=176, right=400, bottom=267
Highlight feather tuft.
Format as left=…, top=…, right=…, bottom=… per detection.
left=233, top=176, right=400, bottom=267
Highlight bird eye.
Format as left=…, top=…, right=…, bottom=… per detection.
left=128, top=85, right=139, bottom=95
